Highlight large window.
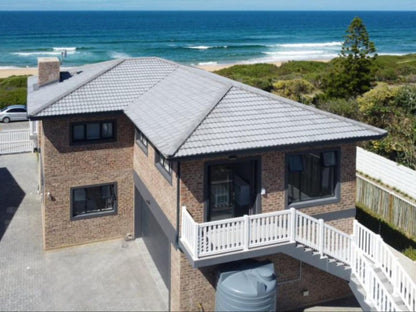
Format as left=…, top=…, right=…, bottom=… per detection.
left=71, top=120, right=115, bottom=144
left=71, top=183, right=117, bottom=218
left=287, top=150, right=339, bottom=207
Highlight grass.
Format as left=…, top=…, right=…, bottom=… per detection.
left=0, top=75, right=28, bottom=109
left=356, top=205, right=416, bottom=260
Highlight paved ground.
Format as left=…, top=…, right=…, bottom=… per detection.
left=0, top=120, right=29, bottom=131
left=0, top=153, right=168, bottom=311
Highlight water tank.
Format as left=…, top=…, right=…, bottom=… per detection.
left=215, top=261, right=277, bottom=312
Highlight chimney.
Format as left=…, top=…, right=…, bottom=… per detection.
left=38, top=57, right=60, bottom=87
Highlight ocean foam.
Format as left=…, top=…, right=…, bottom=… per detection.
left=188, top=45, right=227, bottom=50
left=198, top=61, right=218, bottom=66
left=273, top=42, right=342, bottom=48
left=53, top=47, right=77, bottom=52
left=108, top=51, right=131, bottom=59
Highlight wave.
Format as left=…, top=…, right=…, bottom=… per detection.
left=53, top=47, right=77, bottom=52
left=271, top=42, right=342, bottom=48
left=108, top=51, right=131, bottom=59
left=263, top=50, right=326, bottom=56
left=197, top=61, right=218, bottom=66
left=187, top=45, right=228, bottom=50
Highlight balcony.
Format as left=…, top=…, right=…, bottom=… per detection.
left=180, top=207, right=351, bottom=267
left=180, top=207, right=416, bottom=311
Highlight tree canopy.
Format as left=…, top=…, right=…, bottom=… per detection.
left=324, top=17, right=377, bottom=98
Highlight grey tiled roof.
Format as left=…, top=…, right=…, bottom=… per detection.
left=175, top=86, right=386, bottom=157
left=28, top=58, right=177, bottom=117
left=28, top=57, right=387, bottom=158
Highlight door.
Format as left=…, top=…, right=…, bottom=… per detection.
left=135, top=188, right=170, bottom=290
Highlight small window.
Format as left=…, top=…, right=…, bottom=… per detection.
left=135, top=128, right=148, bottom=154
left=71, top=183, right=117, bottom=219
left=8, top=108, right=26, bottom=113
left=155, top=150, right=172, bottom=183
left=71, top=120, right=115, bottom=144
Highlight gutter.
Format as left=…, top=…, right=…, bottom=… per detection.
left=175, top=161, right=181, bottom=249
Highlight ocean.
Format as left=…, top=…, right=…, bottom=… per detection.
left=0, top=11, right=416, bottom=67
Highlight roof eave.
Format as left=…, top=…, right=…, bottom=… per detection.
left=169, top=132, right=388, bottom=161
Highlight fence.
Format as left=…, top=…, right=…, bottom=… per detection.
left=0, top=129, right=34, bottom=154
left=357, top=147, right=416, bottom=200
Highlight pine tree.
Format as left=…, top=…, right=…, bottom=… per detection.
left=325, top=17, right=377, bottom=98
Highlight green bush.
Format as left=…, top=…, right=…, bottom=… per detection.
left=0, top=75, right=28, bottom=109
left=315, top=97, right=359, bottom=119
left=272, top=79, right=316, bottom=103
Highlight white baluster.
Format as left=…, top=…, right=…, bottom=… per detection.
left=290, top=208, right=296, bottom=242
left=243, top=215, right=250, bottom=251
left=319, top=219, right=324, bottom=256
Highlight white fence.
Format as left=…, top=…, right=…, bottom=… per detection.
left=0, top=129, right=34, bottom=154
left=357, top=147, right=416, bottom=200
left=181, top=207, right=416, bottom=311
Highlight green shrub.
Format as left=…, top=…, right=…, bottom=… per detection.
left=0, top=75, right=28, bottom=109
left=403, top=247, right=416, bottom=260
left=272, top=79, right=315, bottom=103
left=315, top=97, right=359, bottom=119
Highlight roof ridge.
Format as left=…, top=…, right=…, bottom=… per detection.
left=30, top=59, right=125, bottom=116
left=171, top=84, right=234, bottom=158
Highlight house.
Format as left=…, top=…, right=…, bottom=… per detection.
left=28, top=57, right=388, bottom=311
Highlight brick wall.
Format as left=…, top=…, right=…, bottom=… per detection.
left=41, top=113, right=134, bottom=249
left=180, top=143, right=356, bottom=228
left=133, top=141, right=178, bottom=231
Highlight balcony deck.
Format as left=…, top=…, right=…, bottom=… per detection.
left=179, top=207, right=416, bottom=312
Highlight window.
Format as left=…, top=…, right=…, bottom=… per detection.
left=287, top=150, right=339, bottom=207
left=135, top=128, right=148, bottom=154
left=71, top=183, right=117, bottom=218
left=8, top=108, right=26, bottom=113
left=155, top=151, right=172, bottom=182
left=207, top=159, right=259, bottom=221
left=71, top=120, right=115, bottom=144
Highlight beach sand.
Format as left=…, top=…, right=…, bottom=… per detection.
left=0, top=67, right=38, bottom=78
left=0, top=59, right=331, bottom=78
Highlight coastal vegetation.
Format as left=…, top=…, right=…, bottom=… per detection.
left=0, top=75, right=27, bottom=109
left=216, top=18, right=416, bottom=170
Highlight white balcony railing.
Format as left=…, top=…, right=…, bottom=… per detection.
left=181, top=206, right=416, bottom=311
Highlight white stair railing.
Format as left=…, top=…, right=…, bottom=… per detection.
left=350, top=244, right=401, bottom=311
left=180, top=206, right=416, bottom=311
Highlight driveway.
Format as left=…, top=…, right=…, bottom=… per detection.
left=0, top=153, right=168, bottom=311
left=0, top=120, right=29, bottom=131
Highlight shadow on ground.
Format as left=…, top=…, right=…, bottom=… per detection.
left=0, top=167, right=25, bottom=240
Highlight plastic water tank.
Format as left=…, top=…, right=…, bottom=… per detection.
left=215, top=261, right=277, bottom=312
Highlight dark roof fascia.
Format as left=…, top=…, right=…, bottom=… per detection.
left=169, top=133, right=387, bottom=161
left=28, top=110, right=125, bottom=121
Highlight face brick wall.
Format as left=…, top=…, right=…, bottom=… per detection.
left=176, top=143, right=357, bottom=311
left=180, top=143, right=356, bottom=228
left=133, top=142, right=178, bottom=231
left=41, top=113, right=134, bottom=249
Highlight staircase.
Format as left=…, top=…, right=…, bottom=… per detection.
left=180, top=207, right=416, bottom=311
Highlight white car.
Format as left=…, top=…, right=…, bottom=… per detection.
left=0, top=105, right=28, bottom=123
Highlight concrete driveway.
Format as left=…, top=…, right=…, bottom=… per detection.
left=0, top=153, right=168, bottom=311
left=0, top=120, right=29, bottom=131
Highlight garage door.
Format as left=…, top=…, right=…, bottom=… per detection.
left=135, top=188, right=170, bottom=290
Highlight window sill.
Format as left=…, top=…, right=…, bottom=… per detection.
left=71, top=209, right=117, bottom=221
left=156, top=162, right=172, bottom=185
left=287, top=196, right=340, bottom=210
left=70, top=138, right=116, bottom=146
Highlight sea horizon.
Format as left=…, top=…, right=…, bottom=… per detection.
left=1, top=11, right=415, bottom=68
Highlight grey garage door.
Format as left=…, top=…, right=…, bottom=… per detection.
left=135, top=188, right=170, bottom=290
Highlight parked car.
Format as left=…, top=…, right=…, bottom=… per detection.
left=0, top=105, right=28, bottom=123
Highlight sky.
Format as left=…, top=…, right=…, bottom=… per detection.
left=0, top=0, right=415, bottom=11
